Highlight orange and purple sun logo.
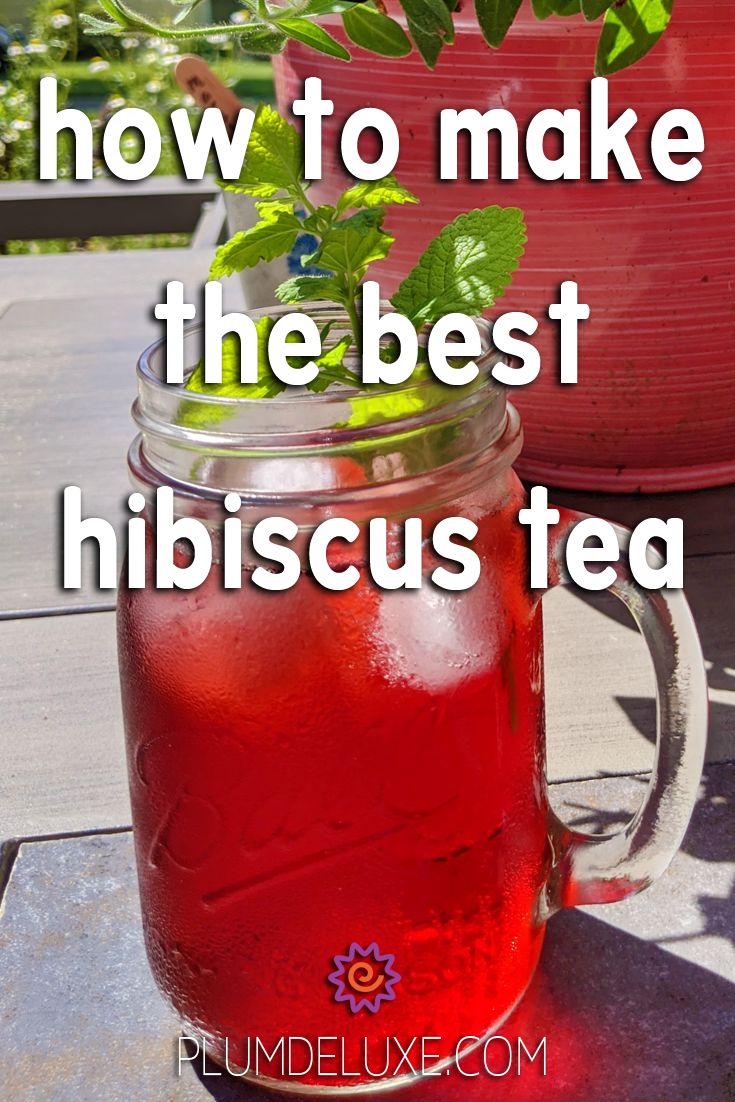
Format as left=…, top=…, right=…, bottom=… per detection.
left=328, top=942, right=401, bottom=1014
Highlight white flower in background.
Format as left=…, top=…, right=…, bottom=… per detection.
left=107, top=96, right=126, bottom=110
left=121, top=37, right=138, bottom=49
left=206, top=34, right=228, bottom=45
left=0, top=84, right=8, bottom=96
left=26, top=39, right=48, bottom=54
left=145, top=81, right=161, bottom=94
left=7, top=45, right=24, bottom=58
left=230, top=10, right=248, bottom=22
left=161, top=43, right=178, bottom=55
left=88, top=57, right=110, bottom=73
left=11, top=119, right=32, bottom=131
left=50, top=11, right=73, bottom=29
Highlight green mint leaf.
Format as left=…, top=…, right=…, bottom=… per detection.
left=277, top=18, right=351, bottom=60
left=221, top=103, right=304, bottom=200
left=337, top=175, right=419, bottom=215
left=301, top=205, right=338, bottom=233
left=342, top=5, right=413, bottom=57
left=317, top=337, right=353, bottom=370
left=178, top=323, right=286, bottom=428
left=180, top=326, right=353, bottom=420
left=319, top=320, right=336, bottom=343
left=347, top=382, right=431, bottom=429
left=595, top=0, right=673, bottom=75
left=391, top=205, right=526, bottom=325
left=345, top=362, right=484, bottom=429
left=400, top=0, right=455, bottom=68
left=312, top=223, right=395, bottom=282
left=334, top=209, right=386, bottom=232
left=253, top=198, right=298, bottom=219
left=275, top=275, right=347, bottom=305
left=476, top=0, right=523, bottom=48
left=210, top=211, right=301, bottom=278
left=180, top=319, right=341, bottom=423
left=308, top=337, right=355, bottom=391
left=582, top=0, right=613, bottom=18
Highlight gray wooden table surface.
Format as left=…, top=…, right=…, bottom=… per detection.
left=0, top=248, right=733, bottom=1101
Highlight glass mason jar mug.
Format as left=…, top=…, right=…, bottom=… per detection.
left=118, top=307, right=707, bottom=1094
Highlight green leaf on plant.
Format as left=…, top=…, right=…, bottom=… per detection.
left=595, top=0, right=673, bottom=75
left=220, top=103, right=304, bottom=200
left=312, top=222, right=395, bottom=281
left=300, top=205, right=338, bottom=233
left=401, top=0, right=455, bottom=68
left=317, top=336, right=353, bottom=369
left=178, top=323, right=285, bottom=427
left=275, top=275, right=347, bottom=305
left=277, top=17, right=351, bottom=60
left=179, top=318, right=348, bottom=421
left=391, top=205, right=526, bottom=325
left=210, top=210, right=301, bottom=278
left=346, top=379, right=434, bottom=428
left=337, top=175, right=419, bottom=215
left=476, top=0, right=523, bottom=48
left=345, top=363, right=474, bottom=427
left=342, top=5, right=413, bottom=57
left=581, top=0, right=614, bottom=19
left=309, top=337, right=355, bottom=390
left=253, top=198, right=298, bottom=219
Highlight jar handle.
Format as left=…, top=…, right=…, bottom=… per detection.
left=542, top=508, right=707, bottom=914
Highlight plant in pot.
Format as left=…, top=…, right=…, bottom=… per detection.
left=87, top=0, right=735, bottom=493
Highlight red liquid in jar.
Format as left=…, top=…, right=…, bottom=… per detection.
left=117, top=475, right=552, bottom=1087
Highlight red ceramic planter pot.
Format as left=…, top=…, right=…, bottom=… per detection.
left=274, top=0, right=735, bottom=492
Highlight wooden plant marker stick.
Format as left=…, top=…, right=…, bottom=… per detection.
left=174, top=56, right=246, bottom=137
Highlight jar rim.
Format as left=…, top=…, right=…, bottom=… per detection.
left=135, top=302, right=508, bottom=446
left=131, top=302, right=519, bottom=508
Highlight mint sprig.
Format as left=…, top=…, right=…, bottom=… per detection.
left=183, top=105, right=525, bottom=432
